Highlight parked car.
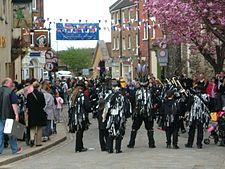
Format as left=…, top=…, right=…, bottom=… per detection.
left=56, top=70, right=73, bottom=79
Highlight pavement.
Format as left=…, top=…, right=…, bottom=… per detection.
left=0, top=121, right=67, bottom=166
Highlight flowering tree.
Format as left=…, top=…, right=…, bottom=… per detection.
left=144, top=0, right=225, bottom=73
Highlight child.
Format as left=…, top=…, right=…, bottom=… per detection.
left=55, top=90, right=64, bottom=123
left=162, top=90, right=180, bottom=149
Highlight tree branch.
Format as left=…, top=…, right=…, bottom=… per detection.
left=203, top=18, right=225, bottom=43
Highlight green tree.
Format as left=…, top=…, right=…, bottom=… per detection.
left=58, top=47, right=94, bottom=75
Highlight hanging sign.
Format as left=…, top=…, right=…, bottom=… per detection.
left=34, top=30, right=48, bottom=49
left=56, top=23, right=99, bottom=40
left=157, top=49, right=168, bottom=66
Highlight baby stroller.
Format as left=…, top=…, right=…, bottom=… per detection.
left=204, top=112, right=219, bottom=145
left=217, top=111, right=225, bottom=146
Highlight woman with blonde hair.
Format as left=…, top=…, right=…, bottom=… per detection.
left=69, top=81, right=91, bottom=152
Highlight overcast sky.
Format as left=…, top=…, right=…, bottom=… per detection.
left=44, top=0, right=117, bottom=50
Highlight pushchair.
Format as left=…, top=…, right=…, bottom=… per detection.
left=204, top=111, right=225, bottom=145
left=217, top=111, right=225, bottom=145
left=204, top=112, right=219, bottom=145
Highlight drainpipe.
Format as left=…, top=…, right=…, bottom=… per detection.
left=119, top=8, right=123, bottom=77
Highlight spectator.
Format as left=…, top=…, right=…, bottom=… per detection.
left=41, top=82, right=57, bottom=140
left=55, top=91, right=64, bottom=123
left=26, top=81, right=47, bottom=147
left=0, top=78, right=22, bottom=154
left=206, top=77, right=218, bottom=111
left=219, top=78, right=225, bottom=110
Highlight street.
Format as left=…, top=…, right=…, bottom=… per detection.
left=0, top=108, right=225, bottom=169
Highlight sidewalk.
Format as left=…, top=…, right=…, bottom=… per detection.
left=0, top=122, right=67, bottom=166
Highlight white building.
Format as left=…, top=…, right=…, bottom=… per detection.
left=22, top=51, right=45, bottom=80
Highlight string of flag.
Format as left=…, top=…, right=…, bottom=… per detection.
left=32, top=16, right=161, bottom=32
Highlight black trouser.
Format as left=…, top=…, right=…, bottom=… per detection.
left=75, top=129, right=84, bottom=151
left=99, top=129, right=109, bottom=151
left=4, top=134, right=9, bottom=147
left=107, top=135, right=123, bottom=153
left=25, top=127, right=30, bottom=146
left=179, top=117, right=186, bottom=132
left=187, top=120, right=204, bottom=146
left=209, top=97, right=217, bottom=112
left=165, top=123, right=179, bottom=146
left=128, top=116, right=155, bottom=147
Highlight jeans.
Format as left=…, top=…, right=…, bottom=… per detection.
left=0, top=119, right=18, bottom=154
left=42, top=120, right=52, bottom=137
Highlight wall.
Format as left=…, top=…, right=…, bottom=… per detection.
left=0, top=0, right=12, bottom=81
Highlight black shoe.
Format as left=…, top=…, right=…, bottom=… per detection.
left=127, top=144, right=134, bottom=148
left=219, top=142, right=225, bottom=146
left=185, top=144, right=192, bottom=148
left=173, top=145, right=179, bottom=149
left=181, top=130, right=186, bottom=134
left=4, top=143, right=8, bottom=148
left=149, top=145, right=156, bottom=148
left=36, top=144, right=42, bottom=147
left=108, top=150, right=113, bottom=154
left=116, top=150, right=122, bottom=153
left=30, top=140, right=34, bottom=147
left=197, top=145, right=202, bottom=149
left=166, top=144, right=171, bottom=149
left=76, top=148, right=88, bottom=152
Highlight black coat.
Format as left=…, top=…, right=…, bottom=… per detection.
left=27, top=89, right=47, bottom=127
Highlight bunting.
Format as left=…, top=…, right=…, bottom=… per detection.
left=44, top=17, right=160, bottom=32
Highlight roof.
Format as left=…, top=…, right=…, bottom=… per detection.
left=92, top=40, right=111, bottom=64
left=109, top=0, right=135, bottom=12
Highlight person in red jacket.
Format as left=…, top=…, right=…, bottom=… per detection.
left=206, top=77, right=218, bottom=111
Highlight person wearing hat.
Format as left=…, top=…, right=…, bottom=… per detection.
left=127, top=77, right=156, bottom=149
left=102, top=79, right=131, bottom=153
left=161, top=90, right=180, bottom=149
left=185, top=85, right=210, bottom=149
left=69, top=81, right=91, bottom=152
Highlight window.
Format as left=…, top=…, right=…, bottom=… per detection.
left=113, top=13, right=116, bottom=25
left=116, top=37, right=120, bottom=50
left=122, top=11, right=125, bottom=23
left=128, top=9, right=132, bottom=22
left=143, top=22, right=148, bottom=40
left=32, top=0, right=36, bottom=10
left=113, top=37, right=116, bottom=50
left=135, top=34, right=139, bottom=55
left=0, top=1, right=2, bottom=18
left=150, top=17, right=156, bottom=39
left=128, top=35, right=131, bottom=49
left=116, top=12, right=119, bottom=25
left=150, top=26, right=156, bottom=39
left=3, top=0, right=7, bottom=22
left=135, top=8, right=138, bottom=21
left=122, top=38, right=126, bottom=50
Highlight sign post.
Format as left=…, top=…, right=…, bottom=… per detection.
left=157, top=49, right=168, bottom=66
left=44, top=49, right=58, bottom=82
left=45, top=49, right=58, bottom=71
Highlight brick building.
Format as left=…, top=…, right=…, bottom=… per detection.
left=109, top=0, right=164, bottom=81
